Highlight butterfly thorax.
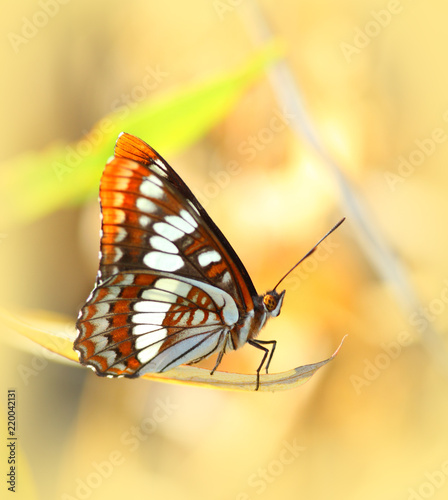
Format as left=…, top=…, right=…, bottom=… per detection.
left=228, top=289, right=285, bottom=351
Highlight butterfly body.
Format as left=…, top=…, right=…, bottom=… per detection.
left=75, top=133, right=285, bottom=388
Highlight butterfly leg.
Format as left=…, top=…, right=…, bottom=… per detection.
left=209, top=331, right=229, bottom=376
left=248, top=339, right=277, bottom=391
left=210, top=346, right=226, bottom=376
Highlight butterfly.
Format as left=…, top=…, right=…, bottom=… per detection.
left=74, top=132, right=344, bottom=390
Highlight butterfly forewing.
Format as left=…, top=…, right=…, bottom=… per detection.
left=114, top=134, right=257, bottom=304
left=75, top=133, right=257, bottom=377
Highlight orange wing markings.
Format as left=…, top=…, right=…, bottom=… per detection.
left=114, top=133, right=160, bottom=165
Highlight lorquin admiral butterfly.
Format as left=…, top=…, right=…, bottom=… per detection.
left=74, top=132, right=344, bottom=390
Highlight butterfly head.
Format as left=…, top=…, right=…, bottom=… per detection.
left=262, top=289, right=285, bottom=317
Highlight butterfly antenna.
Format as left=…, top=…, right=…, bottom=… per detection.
left=273, top=218, right=345, bottom=291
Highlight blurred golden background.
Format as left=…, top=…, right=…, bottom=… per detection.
left=2, top=0, right=448, bottom=499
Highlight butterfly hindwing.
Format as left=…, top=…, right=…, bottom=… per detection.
left=75, top=271, right=239, bottom=376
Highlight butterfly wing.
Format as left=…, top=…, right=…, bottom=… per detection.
left=112, top=132, right=257, bottom=307
left=75, top=133, right=258, bottom=377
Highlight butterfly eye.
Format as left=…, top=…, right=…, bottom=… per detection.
left=262, top=290, right=285, bottom=317
left=263, top=294, right=278, bottom=312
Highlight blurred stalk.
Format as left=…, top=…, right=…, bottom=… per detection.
left=240, top=0, right=448, bottom=372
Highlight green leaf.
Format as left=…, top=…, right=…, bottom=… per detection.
left=1, top=43, right=280, bottom=229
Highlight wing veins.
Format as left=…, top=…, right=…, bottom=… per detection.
left=100, top=327, right=224, bottom=370
left=158, top=328, right=225, bottom=372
